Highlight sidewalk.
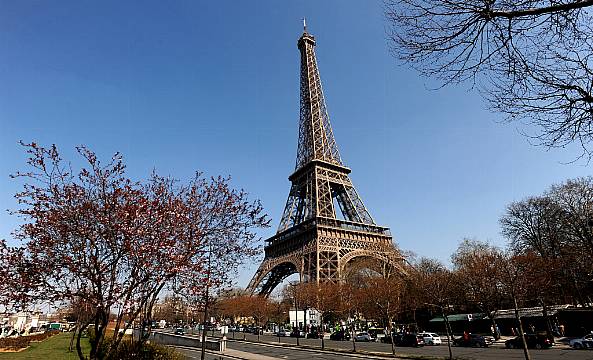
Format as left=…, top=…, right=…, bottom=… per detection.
left=222, top=347, right=279, bottom=360
left=221, top=337, right=440, bottom=360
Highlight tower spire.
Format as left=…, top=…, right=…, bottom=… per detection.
left=296, top=28, right=343, bottom=170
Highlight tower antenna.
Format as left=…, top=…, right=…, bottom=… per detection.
left=303, top=17, right=307, bottom=32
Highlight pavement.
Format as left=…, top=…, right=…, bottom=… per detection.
left=176, top=346, right=279, bottom=360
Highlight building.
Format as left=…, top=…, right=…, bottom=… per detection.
left=289, top=308, right=320, bottom=330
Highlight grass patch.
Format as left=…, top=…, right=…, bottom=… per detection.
left=0, top=332, right=89, bottom=360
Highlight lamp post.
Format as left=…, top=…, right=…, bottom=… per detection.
left=289, top=281, right=300, bottom=346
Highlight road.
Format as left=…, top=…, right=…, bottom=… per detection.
left=171, top=330, right=593, bottom=360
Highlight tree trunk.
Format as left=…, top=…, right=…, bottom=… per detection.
left=513, top=297, right=531, bottom=360
left=201, top=243, right=213, bottom=360
left=89, top=309, right=108, bottom=360
left=320, top=312, right=324, bottom=350
left=389, top=320, right=395, bottom=357
left=200, top=292, right=209, bottom=360
left=540, top=299, right=553, bottom=340
left=351, top=322, right=356, bottom=352
left=442, top=309, right=453, bottom=360
left=76, top=321, right=90, bottom=360
left=69, top=322, right=77, bottom=352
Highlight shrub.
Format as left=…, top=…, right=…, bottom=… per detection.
left=107, top=340, right=184, bottom=360
left=87, top=328, right=183, bottom=360
left=0, top=337, right=30, bottom=350
left=28, top=330, right=60, bottom=342
left=0, top=330, right=59, bottom=350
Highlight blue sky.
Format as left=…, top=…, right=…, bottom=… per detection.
left=0, top=1, right=590, bottom=288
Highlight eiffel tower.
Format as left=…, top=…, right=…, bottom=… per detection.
left=247, top=26, right=403, bottom=296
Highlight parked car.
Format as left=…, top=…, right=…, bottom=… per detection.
left=275, top=329, right=291, bottom=337
left=381, top=332, right=401, bottom=343
left=420, top=332, right=442, bottom=345
left=290, top=329, right=305, bottom=337
left=367, top=328, right=385, bottom=342
left=306, top=330, right=324, bottom=339
left=174, top=328, right=184, bottom=335
left=569, top=334, right=593, bottom=349
left=354, top=332, right=372, bottom=342
left=453, top=334, right=490, bottom=347
left=505, top=334, right=553, bottom=349
left=396, top=333, right=425, bottom=347
left=329, top=330, right=351, bottom=341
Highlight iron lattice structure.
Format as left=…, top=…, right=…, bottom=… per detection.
left=247, top=29, right=404, bottom=296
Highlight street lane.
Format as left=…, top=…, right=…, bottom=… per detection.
left=186, top=330, right=593, bottom=360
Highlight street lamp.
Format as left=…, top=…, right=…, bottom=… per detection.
left=289, top=281, right=300, bottom=346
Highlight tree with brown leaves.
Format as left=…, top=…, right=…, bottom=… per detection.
left=497, top=251, right=536, bottom=360
left=359, top=274, right=404, bottom=356
left=300, top=282, right=341, bottom=350
left=452, top=239, right=504, bottom=339
left=408, top=258, right=456, bottom=360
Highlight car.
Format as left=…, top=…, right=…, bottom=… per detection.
left=290, top=329, right=305, bottom=337
left=505, top=333, right=553, bottom=349
left=174, top=327, right=184, bottom=335
left=396, top=333, right=425, bottom=347
left=354, top=332, right=372, bottom=342
left=367, top=328, right=385, bottom=342
left=329, top=330, right=351, bottom=341
left=453, top=334, right=489, bottom=347
left=381, top=332, right=402, bottom=344
left=420, top=332, right=442, bottom=345
left=306, top=330, right=324, bottom=339
left=569, top=334, right=593, bottom=349
left=275, top=329, right=291, bottom=337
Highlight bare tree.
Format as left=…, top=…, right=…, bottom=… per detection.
left=385, top=0, right=593, bottom=156
left=500, top=176, right=593, bottom=305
